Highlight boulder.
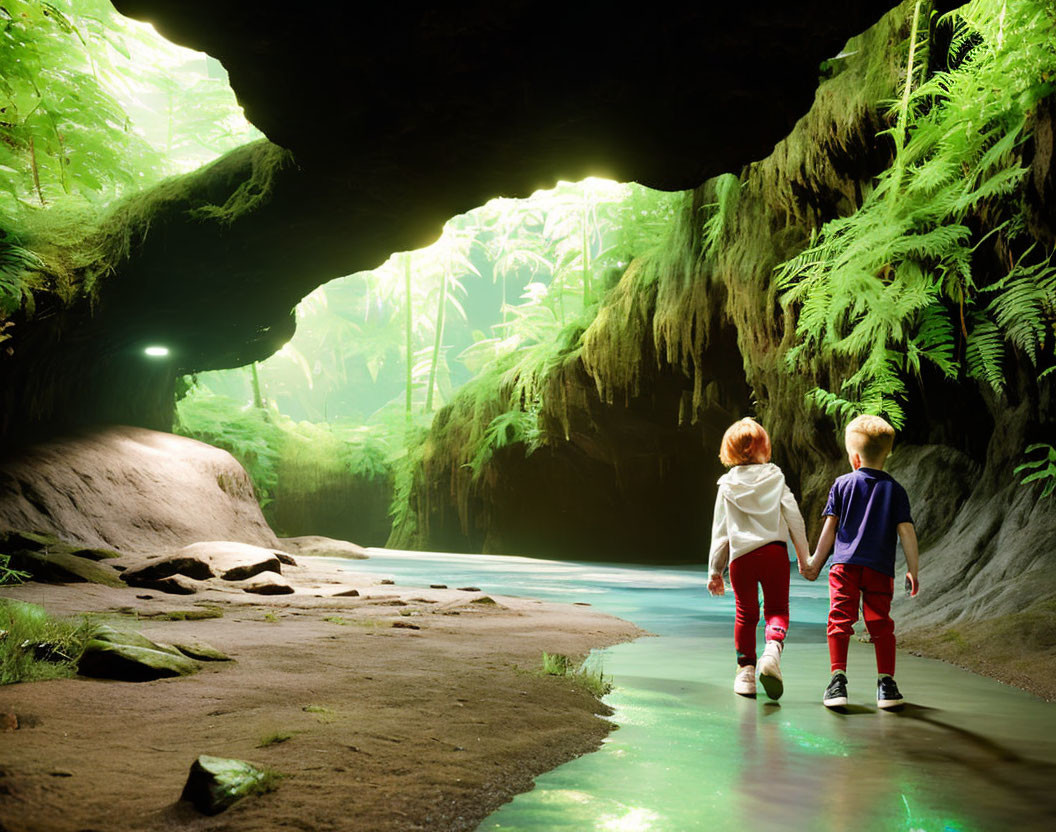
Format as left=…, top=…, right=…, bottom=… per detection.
left=121, top=541, right=282, bottom=589
left=91, top=625, right=182, bottom=656
left=278, top=535, right=368, bottom=559
left=238, top=572, right=294, bottom=595
left=182, top=541, right=282, bottom=581
left=0, top=427, right=280, bottom=554
left=180, top=755, right=276, bottom=815
left=78, top=640, right=199, bottom=681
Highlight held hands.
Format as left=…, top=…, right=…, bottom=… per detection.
left=707, top=574, right=726, bottom=596
left=800, top=555, right=821, bottom=582
left=905, top=571, right=920, bottom=597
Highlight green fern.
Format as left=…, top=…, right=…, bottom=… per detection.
left=1014, top=443, right=1056, bottom=498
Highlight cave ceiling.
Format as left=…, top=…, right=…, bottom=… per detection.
left=94, top=2, right=914, bottom=373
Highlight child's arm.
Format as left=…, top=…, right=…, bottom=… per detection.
left=807, top=515, right=839, bottom=580
left=780, top=484, right=810, bottom=572
left=708, top=492, right=729, bottom=596
left=898, top=522, right=920, bottom=596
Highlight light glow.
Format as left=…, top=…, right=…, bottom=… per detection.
left=144, top=346, right=170, bottom=357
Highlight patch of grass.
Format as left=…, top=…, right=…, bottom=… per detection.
left=540, top=651, right=613, bottom=698
left=0, top=600, right=96, bottom=685
left=251, top=767, right=284, bottom=795
left=263, top=612, right=280, bottom=623
left=0, top=552, right=30, bottom=585
left=257, top=731, right=293, bottom=748
left=302, top=704, right=331, bottom=714
left=323, top=615, right=348, bottom=626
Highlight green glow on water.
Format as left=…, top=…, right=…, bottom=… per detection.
left=333, top=551, right=1056, bottom=832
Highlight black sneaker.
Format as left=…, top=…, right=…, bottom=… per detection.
left=877, top=676, right=904, bottom=710
left=823, top=672, right=848, bottom=707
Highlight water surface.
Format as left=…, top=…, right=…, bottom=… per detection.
left=333, top=549, right=1056, bottom=832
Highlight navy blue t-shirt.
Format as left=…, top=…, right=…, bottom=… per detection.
left=822, top=468, right=913, bottom=577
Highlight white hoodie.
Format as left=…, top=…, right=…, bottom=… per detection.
left=708, top=462, right=809, bottom=578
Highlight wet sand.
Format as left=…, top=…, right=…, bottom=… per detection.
left=0, top=557, right=641, bottom=831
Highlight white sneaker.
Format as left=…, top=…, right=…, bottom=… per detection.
left=734, top=665, right=756, bottom=696
left=757, top=640, right=784, bottom=700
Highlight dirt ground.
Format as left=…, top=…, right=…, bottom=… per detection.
left=0, top=557, right=642, bottom=831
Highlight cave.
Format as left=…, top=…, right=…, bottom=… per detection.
left=2, top=1, right=1056, bottom=830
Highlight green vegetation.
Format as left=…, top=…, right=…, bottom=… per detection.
left=1015, top=443, right=1056, bottom=497
left=776, top=0, right=1056, bottom=427
left=0, top=0, right=261, bottom=338
left=0, top=552, right=30, bottom=585
left=257, top=731, right=293, bottom=748
left=263, top=611, right=280, bottom=623
left=302, top=704, right=331, bottom=714
left=540, top=651, right=612, bottom=698
left=0, top=599, right=95, bottom=685
left=177, top=180, right=679, bottom=540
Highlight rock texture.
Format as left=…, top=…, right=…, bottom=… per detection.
left=180, top=755, right=274, bottom=815
left=0, top=427, right=280, bottom=553
left=278, top=535, right=368, bottom=560
left=78, top=626, right=200, bottom=681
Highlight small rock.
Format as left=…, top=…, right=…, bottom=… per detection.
left=429, top=584, right=447, bottom=589
left=149, top=574, right=202, bottom=595
left=170, top=639, right=232, bottom=662
left=122, top=555, right=214, bottom=586
left=573, top=602, right=592, bottom=606
left=457, top=587, right=481, bottom=592
left=391, top=621, right=421, bottom=630
left=239, top=572, right=294, bottom=595
left=470, top=596, right=497, bottom=605
left=49, top=770, right=73, bottom=777
left=332, top=588, right=360, bottom=597
left=379, top=579, right=395, bottom=585
left=0, top=711, right=17, bottom=732
left=181, top=755, right=276, bottom=815
left=136, top=594, right=154, bottom=600
left=91, top=625, right=182, bottom=655
left=272, top=550, right=298, bottom=567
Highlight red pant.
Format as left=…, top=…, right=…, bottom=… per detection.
left=827, top=563, right=895, bottom=676
left=729, top=542, right=790, bottom=667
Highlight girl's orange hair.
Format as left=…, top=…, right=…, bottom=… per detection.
left=719, top=417, right=771, bottom=467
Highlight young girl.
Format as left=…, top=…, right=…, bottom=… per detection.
left=708, top=417, right=809, bottom=699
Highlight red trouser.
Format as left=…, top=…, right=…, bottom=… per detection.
left=729, top=542, right=790, bottom=667
left=827, top=563, right=895, bottom=676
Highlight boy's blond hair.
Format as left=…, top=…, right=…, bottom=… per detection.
left=845, top=414, right=895, bottom=464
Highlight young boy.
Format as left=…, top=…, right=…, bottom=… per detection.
left=804, top=414, right=920, bottom=710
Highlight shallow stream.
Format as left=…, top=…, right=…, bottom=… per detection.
left=335, top=549, right=1056, bottom=832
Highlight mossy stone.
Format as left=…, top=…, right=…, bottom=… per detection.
left=170, top=639, right=232, bottom=662
left=77, top=640, right=199, bottom=681
left=180, top=755, right=276, bottom=815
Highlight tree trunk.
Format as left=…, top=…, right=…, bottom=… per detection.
left=425, top=270, right=448, bottom=412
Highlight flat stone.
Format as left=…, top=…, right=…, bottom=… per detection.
left=332, top=588, right=359, bottom=597
left=78, top=640, right=199, bottom=681
left=121, top=555, right=215, bottom=585
left=391, top=621, right=420, bottom=630
left=180, top=755, right=275, bottom=815
left=429, top=584, right=447, bottom=589
left=170, top=639, right=232, bottom=662
left=273, top=550, right=297, bottom=566
left=181, top=541, right=282, bottom=581
left=238, top=572, right=294, bottom=595
left=277, top=535, right=368, bottom=559
left=379, top=579, right=395, bottom=585
left=457, top=587, right=481, bottom=592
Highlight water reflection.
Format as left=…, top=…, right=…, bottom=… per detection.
left=329, top=550, right=1056, bottom=831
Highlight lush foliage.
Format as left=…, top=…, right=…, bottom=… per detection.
left=0, top=551, right=29, bottom=584
left=0, top=0, right=261, bottom=324
left=0, top=599, right=95, bottom=685
left=776, top=0, right=1056, bottom=427
left=186, top=180, right=679, bottom=534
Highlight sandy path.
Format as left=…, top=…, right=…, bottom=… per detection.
left=0, top=557, right=641, bottom=831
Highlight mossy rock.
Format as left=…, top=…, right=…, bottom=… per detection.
left=5, top=547, right=124, bottom=588
left=78, top=640, right=199, bottom=681
left=180, top=755, right=278, bottom=815
left=91, top=624, right=182, bottom=655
